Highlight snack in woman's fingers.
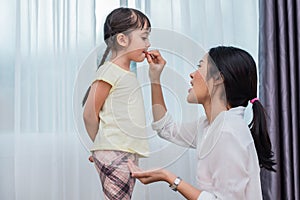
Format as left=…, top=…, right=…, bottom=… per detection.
left=144, top=51, right=155, bottom=59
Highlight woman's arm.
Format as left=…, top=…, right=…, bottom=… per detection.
left=148, top=50, right=199, bottom=148
left=128, top=160, right=201, bottom=200
left=151, top=82, right=167, bottom=121
left=147, top=50, right=167, bottom=121
left=83, top=80, right=111, bottom=141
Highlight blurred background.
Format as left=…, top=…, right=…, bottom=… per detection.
left=3, top=0, right=295, bottom=199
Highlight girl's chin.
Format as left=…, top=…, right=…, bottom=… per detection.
left=133, top=55, right=147, bottom=62
left=133, top=58, right=145, bottom=63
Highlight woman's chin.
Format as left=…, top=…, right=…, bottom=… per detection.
left=187, top=95, right=197, bottom=104
left=187, top=99, right=198, bottom=104
left=187, top=91, right=203, bottom=104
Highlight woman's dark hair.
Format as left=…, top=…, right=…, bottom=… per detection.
left=208, top=46, right=276, bottom=172
left=82, top=7, right=151, bottom=106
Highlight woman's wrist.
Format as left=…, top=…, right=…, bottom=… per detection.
left=150, top=78, right=161, bottom=84
left=163, top=170, right=177, bottom=185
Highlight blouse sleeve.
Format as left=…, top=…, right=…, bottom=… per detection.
left=151, top=112, right=202, bottom=148
left=198, top=191, right=218, bottom=200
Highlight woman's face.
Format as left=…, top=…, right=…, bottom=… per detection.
left=187, top=53, right=213, bottom=104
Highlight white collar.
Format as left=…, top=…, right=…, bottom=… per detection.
left=198, top=106, right=246, bottom=159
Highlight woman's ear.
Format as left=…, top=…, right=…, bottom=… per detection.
left=213, top=73, right=224, bottom=86
left=116, top=33, right=129, bottom=47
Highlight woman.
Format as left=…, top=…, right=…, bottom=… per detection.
left=128, top=46, right=276, bottom=199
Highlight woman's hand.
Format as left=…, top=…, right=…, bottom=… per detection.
left=128, top=160, right=202, bottom=199
left=127, top=160, right=175, bottom=185
left=146, top=50, right=166, bottom=83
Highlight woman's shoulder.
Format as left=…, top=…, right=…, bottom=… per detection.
left=222, top=108, right=253, bottom=146
left=222, top=107, right=248, bottom=128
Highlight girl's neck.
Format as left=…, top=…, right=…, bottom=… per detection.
left=110, top=52, right=131, bottom=71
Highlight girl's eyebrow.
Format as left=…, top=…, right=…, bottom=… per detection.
left=141, top=31, right=149, bottom=35
left=141, top=29, right=150, bottom=34
left=140, top=32, right=150, bottom=37
left=199, top=60, right=204, bottom=64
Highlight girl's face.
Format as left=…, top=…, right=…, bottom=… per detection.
left=125, top=26, right=151, bottom=62
left=187, top=53, right=213, bottom=104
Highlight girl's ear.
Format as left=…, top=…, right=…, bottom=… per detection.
left=116, top=33, right=129, bottom=47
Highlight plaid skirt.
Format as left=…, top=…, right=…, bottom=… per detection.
left=92, top=150, right=139, bottom=200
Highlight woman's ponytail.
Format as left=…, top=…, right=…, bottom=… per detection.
left=81, top=46, right=110, bottom=107
left=208, top=46, right=276, bottom=172
left=249, top=100, right=276, bottom=171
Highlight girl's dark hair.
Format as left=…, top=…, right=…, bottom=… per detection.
left=208, top=46, right=276, bottom=172
left=82, top=7, right=151, bottom=106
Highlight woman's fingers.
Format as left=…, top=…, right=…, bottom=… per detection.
left=128, top=160, right=152, bottom=178
left=127, top=159, right=142, bottom=175
left=146, top=53, right=154, bottom=64
left=128, top=160, right=167, bottom=185
left=146, top=50, right=166, bottom=65
left=148, top=49, right=161, bottom=57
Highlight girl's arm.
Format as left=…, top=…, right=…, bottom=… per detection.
left=83, top=80, right=111, bottom=141
left=147, top=50, right=167, bottom=121
left=128, top=160, right=201, bottom=200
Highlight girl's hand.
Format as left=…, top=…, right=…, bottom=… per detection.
left=146, top=50, right=166, bottom=83
left=127, top=160, right=174, bottom=185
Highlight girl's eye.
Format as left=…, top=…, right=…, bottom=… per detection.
left=142, top=37, right=148, bottom=41
left=197, top=64, right=201, bottom=68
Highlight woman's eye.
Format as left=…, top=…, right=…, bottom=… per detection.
left=142, top=37, right=148, bottom=40
left=197, top=64, right=201, bottom=68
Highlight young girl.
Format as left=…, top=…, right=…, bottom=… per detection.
left=83, top=7, right=151, bottom=200
left=128, top=46, right=276, bottom=199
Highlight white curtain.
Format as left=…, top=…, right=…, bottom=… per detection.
left=0, top=0, right=258, bottom=199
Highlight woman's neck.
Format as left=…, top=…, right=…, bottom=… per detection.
left=203, top=98, right=228, bottom=124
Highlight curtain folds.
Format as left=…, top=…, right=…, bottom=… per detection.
left=259, top=0, right=300, bottom=199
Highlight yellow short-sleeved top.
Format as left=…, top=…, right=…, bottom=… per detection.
left=90, top=61, right=149, bottom=157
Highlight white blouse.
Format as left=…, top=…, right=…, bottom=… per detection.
left=152, top=107, right=262, bottom=200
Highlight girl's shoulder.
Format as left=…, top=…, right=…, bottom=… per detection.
left=97, top=61, right=116, bottom=71
left=96, top=62, right=125, bottom=77
left=97, top=61, right=134, bottom=76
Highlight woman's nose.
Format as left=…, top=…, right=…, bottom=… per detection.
left=190, top=72, right=194, bottom=79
